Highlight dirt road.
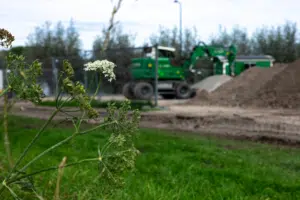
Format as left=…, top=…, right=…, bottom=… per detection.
left=5, top=101, right=300, bottom=146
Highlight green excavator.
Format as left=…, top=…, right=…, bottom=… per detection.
left=122, top=42, right=275, bottom=100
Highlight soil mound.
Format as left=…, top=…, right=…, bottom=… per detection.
left=195, top=89, right=210, bottom=101
left=189, top=63, right=288, bottom=107
left=248, top=59, right=300, bottom=108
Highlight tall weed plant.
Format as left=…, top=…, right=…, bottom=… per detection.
left=0, top=28, right=140, bottom=199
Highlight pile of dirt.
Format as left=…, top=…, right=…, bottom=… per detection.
left=194, top=89, right=210, bottom=101
left=210, top=63, right=288, bottom=107
left=189, top=63, right=289, bottom=107
left=249, top=59, right=300, bottom=108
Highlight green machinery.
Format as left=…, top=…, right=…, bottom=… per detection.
left=122, top=42, right=275, bottom=100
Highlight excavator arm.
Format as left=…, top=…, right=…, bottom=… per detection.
left=188, top=41, right=238, bottom=76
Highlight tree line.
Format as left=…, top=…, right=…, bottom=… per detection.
left=3, top=20, right=300, bottom=62
left=1, top=20, right=300, bottom=93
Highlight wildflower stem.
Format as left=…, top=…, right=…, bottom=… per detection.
left=19, top=134, right=76, bottom=173
left=7, top=108, right=60, bottom=179
left=87, top=73, right=96, bottom=95
left=78, top=120, right=117, bottom=135
left=2, top=179, right=20, bottom=199
left=3, top=93, right=14, bottom=169
left=91, top=74, right=102, bottom=103
left=19, top=121, right=114, bottom=172
left=7, top=158, right=99, bottom=185
left=55, top=89, right=62, bottom=109
left=77, top=77, right=101, bottom=131
left=0, top=87, right=9, bottom=97
left=54, top=76, right=62, bottom=109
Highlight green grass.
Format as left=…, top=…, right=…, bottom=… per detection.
left=1, top=116, right=300, bottom=199
left=37, top=99, right=154, bottom=110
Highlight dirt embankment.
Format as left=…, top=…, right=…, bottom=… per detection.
left=188, top=60, right=300, bottom=109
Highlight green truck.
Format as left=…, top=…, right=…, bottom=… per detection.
left=122, top=42, right=275, bottom=100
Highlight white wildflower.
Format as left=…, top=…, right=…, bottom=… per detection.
left=84, top=59, right=116, bottom=82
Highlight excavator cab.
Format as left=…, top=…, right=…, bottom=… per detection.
left=143, top=46, right=176, bottom=59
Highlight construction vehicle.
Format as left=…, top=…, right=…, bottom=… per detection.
left=122, top=42, right=275, bottom=100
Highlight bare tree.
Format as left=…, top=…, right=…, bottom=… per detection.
left=102, top=0, right=123, bottom=52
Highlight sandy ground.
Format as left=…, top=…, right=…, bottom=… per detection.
left=3, top=99, right=300, bottom=147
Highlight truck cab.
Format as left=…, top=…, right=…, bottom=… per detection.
left=144, top=46, right=176, bottom=59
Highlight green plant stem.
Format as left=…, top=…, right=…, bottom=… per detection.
left=91, top=75, right=101, bottom=103
left=0, top=87, right=9, bottom=97
left=55, top=89, right=62, bottom=109
left=20, top=135, right=76, bottom=173
left=7, top=98, right=16, bottom=112
left=2, top=180, right=19, bottom=199
left=59, top=109, right=78, bottom=119
left=7, top=158, right=99, bottom=185
left=78, top=120, right=117, bottom=135
left=87, top=73, right=97, bottom=95
left=3, top=93, right=13, bottom=168
left=7, top=108, right=60, bottom=179
left=19, top=121, right=114, bottom=172
left=0, top=107, right=61, bottom=197
left=1, top=94, right=72, bottom=196
left=77, top=77, right=101, bottom=130
left=60, top=96, right=73, bottom=108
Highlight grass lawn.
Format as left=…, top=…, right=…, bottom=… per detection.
left=1, top=116, right=300, bottom=199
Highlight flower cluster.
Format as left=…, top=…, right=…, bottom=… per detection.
left=84, top=60, right=116, bottom=82
left=6, top=53, right=44, bottom=103
left=99, top=100, right=140, bottom=187
left=62, top=60, right=99, bottom=118
left=0, top=28, right=15, bottom=48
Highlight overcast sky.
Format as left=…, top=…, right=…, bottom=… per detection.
left=1, top=0, right=299, bottom=50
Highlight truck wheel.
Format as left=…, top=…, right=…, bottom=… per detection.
left=190, top=89, right=197, bottom=98
left=161, top=94, right=176, bottom=99
left=134, top=82, right=154, bottom=100
left=122, top=83, right=135, bottom=99
left=175, top=82, right=192, bottom=99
